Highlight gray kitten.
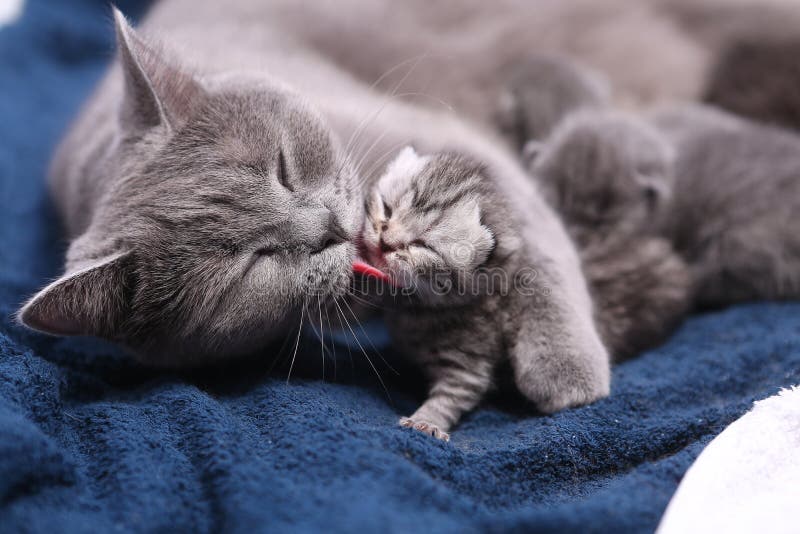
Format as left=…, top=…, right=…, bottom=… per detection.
left=527, top=110, right=692, bottom=359
left=496, top=54, right=609, bottom=149
left=652, top=104, right=800, bottom=307
left=363, top=147, right=609, bottom=440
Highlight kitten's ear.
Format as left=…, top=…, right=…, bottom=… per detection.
left=388, top=145, right=425, bottom=173
left=18, top=252, right=134, bottom=338
left=112, top=7, right=203, bottom=133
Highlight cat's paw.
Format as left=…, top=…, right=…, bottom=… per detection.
left=399, top=417, right=450, bottom=441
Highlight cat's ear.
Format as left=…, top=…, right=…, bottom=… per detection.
left=112, top=7, right=203, bottom=134
left=17, top=252, right=134, bottom=338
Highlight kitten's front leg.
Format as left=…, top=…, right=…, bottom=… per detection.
left=508, top=280, right=611, bottom=413
left=400, top=354, right=494, bottom=441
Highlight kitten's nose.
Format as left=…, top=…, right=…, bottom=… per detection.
left=379, top=236, right=404, bottom=253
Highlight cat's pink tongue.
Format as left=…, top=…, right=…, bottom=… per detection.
left=353, top=260, right=392, bottom=284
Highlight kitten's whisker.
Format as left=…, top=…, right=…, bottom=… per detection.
left=333, top=298, right=393, bottom=403
left=286, top=299, right=307, bottom=384
left=340, top=296, right=399, bottom=376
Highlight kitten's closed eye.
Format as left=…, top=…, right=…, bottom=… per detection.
left=383, top=199, right=393, bottom=219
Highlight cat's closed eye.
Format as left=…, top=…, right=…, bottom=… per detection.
left=382, top=199, right=393, bottom=219
left=242, top=246, right=280, bottom=277
left=277, top=149, right=294, bottom=192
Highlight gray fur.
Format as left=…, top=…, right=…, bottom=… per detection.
left=19, top=0, right=609, bottom=393
left=531, top=110, right=676, bottom=247
left=652, top=105, right=800, bottom=307
left=20, top=10, right=360, bottom=365
left=496, top=54, right=610, bottom=149
left=365, top=150, right=609, bottom=440
left=526, top=106, right=691, bottom=359
left=581, top=236, right=691, bottom=360
left=705, top=38, right=800, bottom=131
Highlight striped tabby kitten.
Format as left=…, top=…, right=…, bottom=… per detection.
left=363, top=147, right=609, bottom=440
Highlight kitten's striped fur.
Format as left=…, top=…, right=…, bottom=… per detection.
left=364, top=150, right=608, bottom=440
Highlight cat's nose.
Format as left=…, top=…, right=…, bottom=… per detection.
left=311, top=215, right=349, bottom=253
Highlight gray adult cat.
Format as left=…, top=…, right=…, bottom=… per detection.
left=652, top=104, right=800, bottom=307
left=18, top=0, right=611, bottom=420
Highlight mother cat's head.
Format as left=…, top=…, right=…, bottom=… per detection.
left=17, top=10, right=361, bottom=365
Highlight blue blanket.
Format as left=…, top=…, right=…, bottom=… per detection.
left=2, top=2, right=799, bottom=532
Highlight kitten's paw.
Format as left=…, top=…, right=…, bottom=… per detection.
left=515, top=360, right=610, bottom=414
left=399, top=417, right=450, bottom=441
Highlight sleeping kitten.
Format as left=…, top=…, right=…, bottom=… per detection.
left=651, top=104, right=800, bottom=307
left=526, top=110, right=692, bottom=359
left=527, top=110, right=675, bottom=247
left=496, top=54, right=609, bottom=150
left=363, top=147, right=609, bottom=440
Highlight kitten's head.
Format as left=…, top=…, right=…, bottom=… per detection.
left=361, top=148, right=496, bottom=306
left=526, top=111, right=674, bottom=237
left=18, top=10, right=361, bottom=365
left=498, top=54, right=610, bottom=147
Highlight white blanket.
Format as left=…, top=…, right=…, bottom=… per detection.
left=658, top=386, right=800, bottom=534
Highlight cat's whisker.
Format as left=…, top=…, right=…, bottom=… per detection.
left=321, top=295, right=337, bottom=381
left=339, top=52, right=431, bottom=166
left=335, top=305, right=354, bottom=379
left=340, top=296, right=400, bottom=376
left=317, top=296, right=325, bottom=381
left=342, top=53, right=430, bottom=168
left=332, top=297, right=356, bottom=382
left=346, top=289, right=390, bottom=311
left=265, top=325, right=296, bottom=377
left=352, top=128, right=391, bottom=180
left=351, top=87, right=461, bottom=181
left=384, top=91, right=455, bottom=113
left=332, top=298, right=393, bottom=403
left=356, top=139, right=414, bottom=188
left=302, top=299, right=327, bottom=382
left=286, top=299, right=307, bottom=385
